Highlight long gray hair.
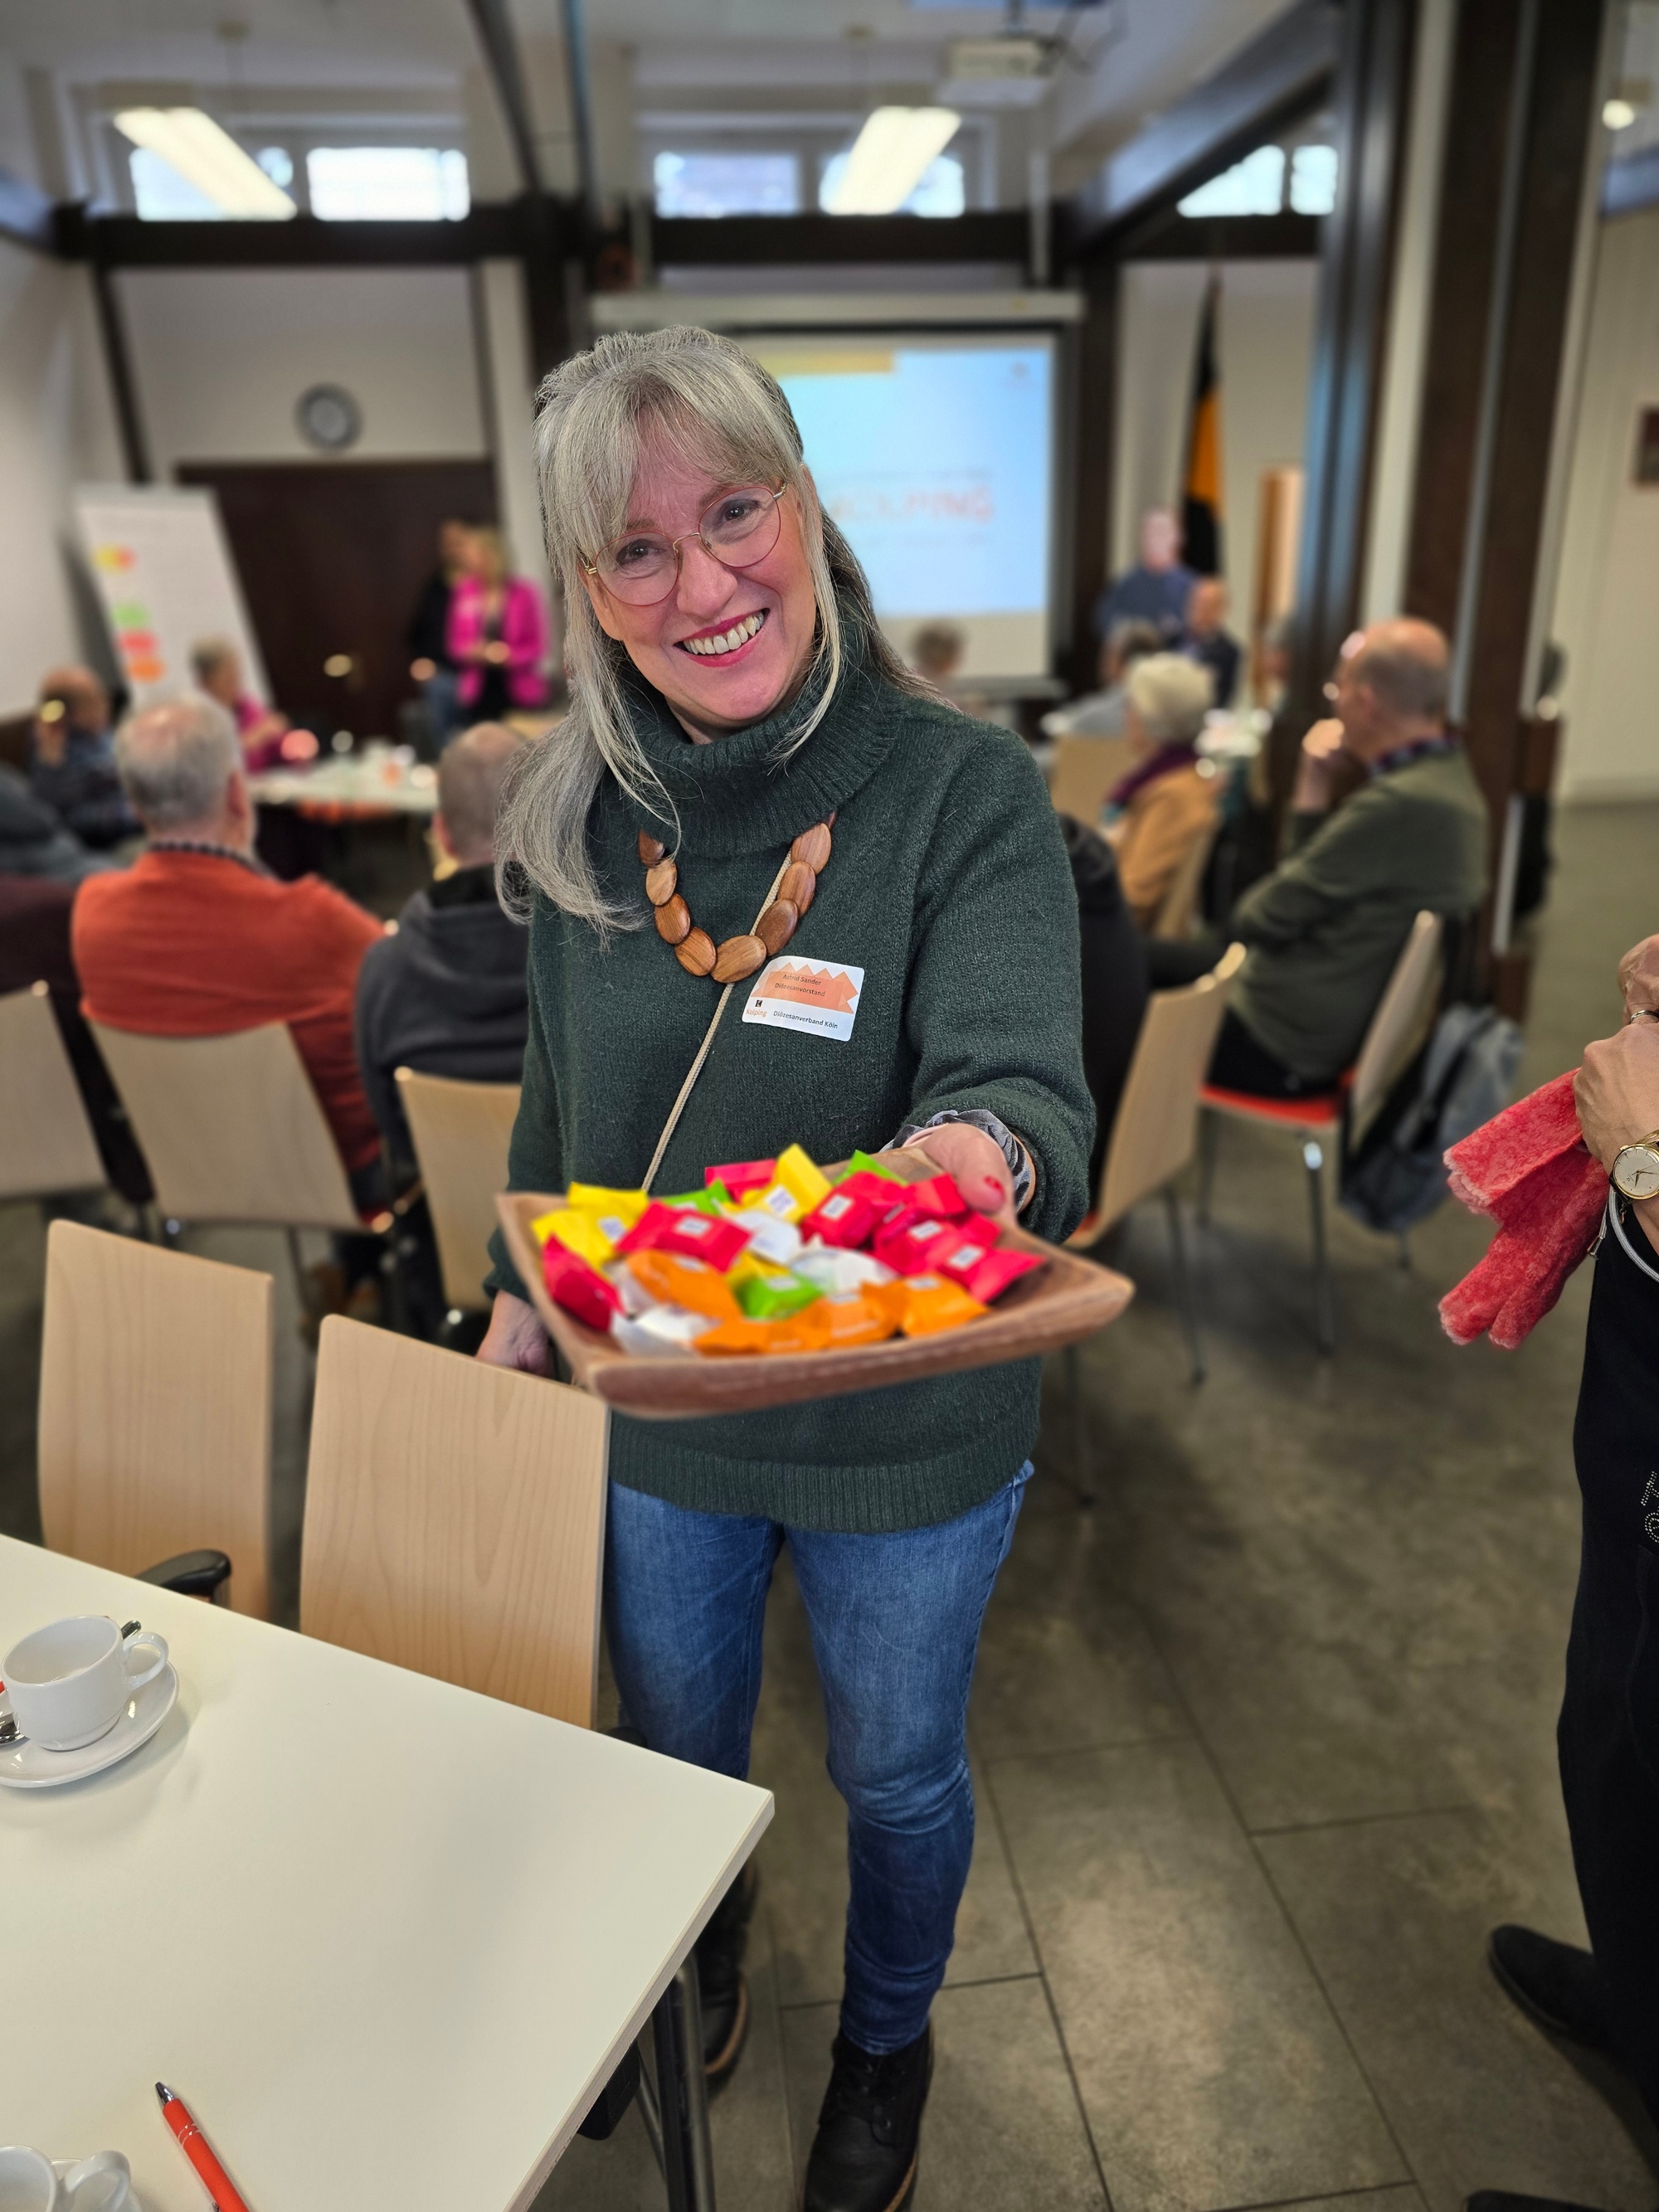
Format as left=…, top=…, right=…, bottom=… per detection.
left=497, top=324, right=926, bottom=930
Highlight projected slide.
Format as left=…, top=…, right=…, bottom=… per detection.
left=747, top=337, right=1053, bottom=678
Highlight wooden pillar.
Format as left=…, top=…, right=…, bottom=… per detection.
left=1277, top=0, right=1418, bottom=803
left=1065, top=268, right=1118, bottom=695
left=1402, top=0, right=1608, bottom=1010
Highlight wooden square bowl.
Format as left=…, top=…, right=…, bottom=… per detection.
left=494, top=1176, right=1133, bottom=1421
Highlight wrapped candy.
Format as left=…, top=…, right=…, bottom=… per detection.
left=887, top=1274, right=988, bottom=1336
left=619, top=1202, right=751, bottom=1272
left=542, top=1241, right=623, bottom=1332
left=624, top=1249, right=742, bottom=1323
left=800, top=1187, right=882, bottom=1249
left=706, top=1157, right=777, bottom=1200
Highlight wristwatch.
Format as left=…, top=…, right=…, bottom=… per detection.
left=1611, top=1131, right=1659, bottom=1201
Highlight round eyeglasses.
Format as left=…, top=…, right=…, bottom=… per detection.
left=585, top=484, right=788, bottom=606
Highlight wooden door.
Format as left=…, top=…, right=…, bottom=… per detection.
left=177, top=459, right=497, bottom=742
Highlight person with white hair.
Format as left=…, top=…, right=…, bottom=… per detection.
left=475, top=324, right=1092, bottom=2210
left=1102, top=651, right=1219, bottom=930
left=72, top=696, right=384, bottom=1203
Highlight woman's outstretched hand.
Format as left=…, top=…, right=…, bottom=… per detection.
left=892, top=1123, right=1017, bottom=1231
left=476, top=1289, right=553, bottom=1373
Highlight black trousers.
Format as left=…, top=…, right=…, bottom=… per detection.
left=1559, top=1206, right=1659, bottom=2127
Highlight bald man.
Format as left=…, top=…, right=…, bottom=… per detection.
left=32, top=664, right=139, bottom=850
left=353, top=721, right=529, bottom=1182
left=1204, top=619, right=1488, bottom=1097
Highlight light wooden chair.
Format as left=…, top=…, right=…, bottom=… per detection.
left=394, top=1070, right=520, bottom=1316
left=1048, top=733, right=1133, bottom=824
left=1150, top=809, right=1222, bottom=942
left=37, top=1220, right=275, bottom=1619
left=300, top=1317, right=610, bottom=1728
left=0, top=984, right=107, bottom=1203
left=1199, top=910, right=1446, bottom=1352
left=1070, top=942, right=1245, bottom=1388
left=87, top=1019, right=370, bottom=1234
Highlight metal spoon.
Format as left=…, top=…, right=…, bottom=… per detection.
left=0, top=1714, right=21, bottom=1745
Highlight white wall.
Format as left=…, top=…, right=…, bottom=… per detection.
left=119, top=266, right=488, bottom=475
left=1113, top=259, right=1317, bottom=681
left=0, top=238, right=124, bottom=714
left=1549, top=207, right=1659, bottom=803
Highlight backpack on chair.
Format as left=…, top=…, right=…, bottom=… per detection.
left=1339, top=1002, right=1525, bottom=1235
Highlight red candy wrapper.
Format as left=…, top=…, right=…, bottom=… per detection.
left=902, top=1173, right=970, bottom=1220
left=800, top=1188, right=882, bottom=1249
left=872, top=1213, right=956, bottom=1276
left=946, top=1247, right=1044, bottom=1303
left=620, top=1201, right=752, bottom=1272
left=542, top=1241, right=622, bottom=1331
left=837, top=1169, right=910, bottom=1208
left=707, top=1157, right=776, bottom=1200
left=931, top=1218, right=1000, bottom=1280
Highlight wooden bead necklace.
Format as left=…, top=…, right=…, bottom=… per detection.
left=640, top=813, right=835, bottom=984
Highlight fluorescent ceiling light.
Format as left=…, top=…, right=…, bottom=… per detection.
left=115, top=109, right=297, bottom=220
left=824, top=107, right=961, bottom=216
left=1603, top=98, right=1637, bottom=130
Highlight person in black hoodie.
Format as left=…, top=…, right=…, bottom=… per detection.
left=354, top=722, right=529, bottom=1184
left=1058, top=812, right=1150, bottom=1199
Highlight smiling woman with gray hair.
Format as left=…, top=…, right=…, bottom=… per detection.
left=477, top=324, right=1092, bottom=2208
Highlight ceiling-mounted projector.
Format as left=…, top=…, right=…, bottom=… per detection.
left=937, top=36, right=1053, bottom=108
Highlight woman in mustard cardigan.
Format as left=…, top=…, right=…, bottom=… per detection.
left=1102, top=652, right=1219, bottom=931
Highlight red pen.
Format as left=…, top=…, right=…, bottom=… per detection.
left=155, top=2083, right=251, bottom=2212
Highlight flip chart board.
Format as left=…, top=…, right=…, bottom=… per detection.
left=73, top=484, right=269, bottom=710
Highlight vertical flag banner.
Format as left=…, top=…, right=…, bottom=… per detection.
left=1181, top=279, right=1224, bottom=576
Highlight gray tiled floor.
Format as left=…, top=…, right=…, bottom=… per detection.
left=3, top=805, right=1657, bottom=2212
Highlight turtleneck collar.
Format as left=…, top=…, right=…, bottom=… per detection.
left=615, top=604, right=902, bottom=858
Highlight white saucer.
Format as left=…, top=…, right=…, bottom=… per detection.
left=0, top=1665, right=178, bottom=1790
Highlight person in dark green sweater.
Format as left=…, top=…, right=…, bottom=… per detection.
left=1201, top=617, right=1489, bottom=1096
left=479, top=326, right=1092, bottom=2211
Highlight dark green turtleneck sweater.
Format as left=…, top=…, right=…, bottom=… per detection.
left=485, top=624, right=1092, bottom=1532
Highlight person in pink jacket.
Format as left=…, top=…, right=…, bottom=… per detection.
left=446, top=526, right=549, bottom=726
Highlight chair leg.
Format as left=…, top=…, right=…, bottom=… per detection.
left=1162, top=1185, right=1205, bottom=1385
left=649, top=1959, right=717, bottom=2212
left=1064, top=1339, right=1094, bottom=1508
left=1301, top=1139, right=1336, bottom=1354
left=1197, top=1111, right=1219, bottom=1227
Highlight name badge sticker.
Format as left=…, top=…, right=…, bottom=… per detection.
left=742, top=958, right=865, bottom=1043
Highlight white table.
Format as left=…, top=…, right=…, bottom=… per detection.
left=247, top=756, right=439, bottom=818
left=0, top=1538, right=771, bottom=2211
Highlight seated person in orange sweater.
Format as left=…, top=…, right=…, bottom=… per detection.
left=1102, top=654, right=1218, bottom=931
left=73, top=698, right=387, bottom=1211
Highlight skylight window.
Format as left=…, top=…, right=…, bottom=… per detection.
left=1177, top=145, right=1286, bottom=217
left=1289, top=143, right=1339, bottom=215
left=306, top=147, right=469, bottom=221
left=654, top=152, right=800, bottom=217
left=819, top=150, right=965, bottom=217
left=129, top=147, right=223, bottom=221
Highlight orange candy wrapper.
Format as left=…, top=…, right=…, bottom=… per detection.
left=624, top=1249, right=742, bottom=1324
left=887, top=1274, right=988, bottom=1336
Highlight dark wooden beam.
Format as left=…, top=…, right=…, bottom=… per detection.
left=1065, top=270, right=1117, bottom=693
left=1401, top=0, right=1607, bottom=999
left=1278, top=0, right=1418, bottom=795
left=463, top=0, right=547, bottom=198
left=0, top=164, right=56, bottom=254
left=1117, top=210, right=1321, bottom=262
left=56, top=201, right=538, bottom=269
left=650, top=211, right=1029, bottom=269
left=1062, top=0, right=1340, bottom=259
left=89, top=262, right=151, bottom=484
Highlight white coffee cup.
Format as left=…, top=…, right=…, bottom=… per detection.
left=0, top=2146, right=131, bottom=2212
left=3, top=1616, right=169, bottom=1753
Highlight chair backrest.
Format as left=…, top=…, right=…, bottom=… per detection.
left=1096, top=941, right=1246, bottom=1230
left=1049, top=734, right=1132, bottom=824
left=1150, top=809, right=1222, bottom=942
left=89, top=1020, right=362, bottom=1231
left=395, top=1070, right=521, bottom=1313
left=0, top=984, right=106, bottom=1201
left=300, top=1319, right=610, bottom=1728
left=38, top=1221, right=274, bottom=1619
left=1349, top=910, right=1444, bottom=1138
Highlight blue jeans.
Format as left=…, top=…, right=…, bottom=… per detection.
left=605, top=1464, right=1032, bottom=2054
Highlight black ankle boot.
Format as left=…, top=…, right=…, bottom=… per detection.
left=1488, top=1925, right=1610, bottom=2049
left=803, top=2025, right=932, bottom=2212
left=695, top=1861, right=758, bottom=2088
